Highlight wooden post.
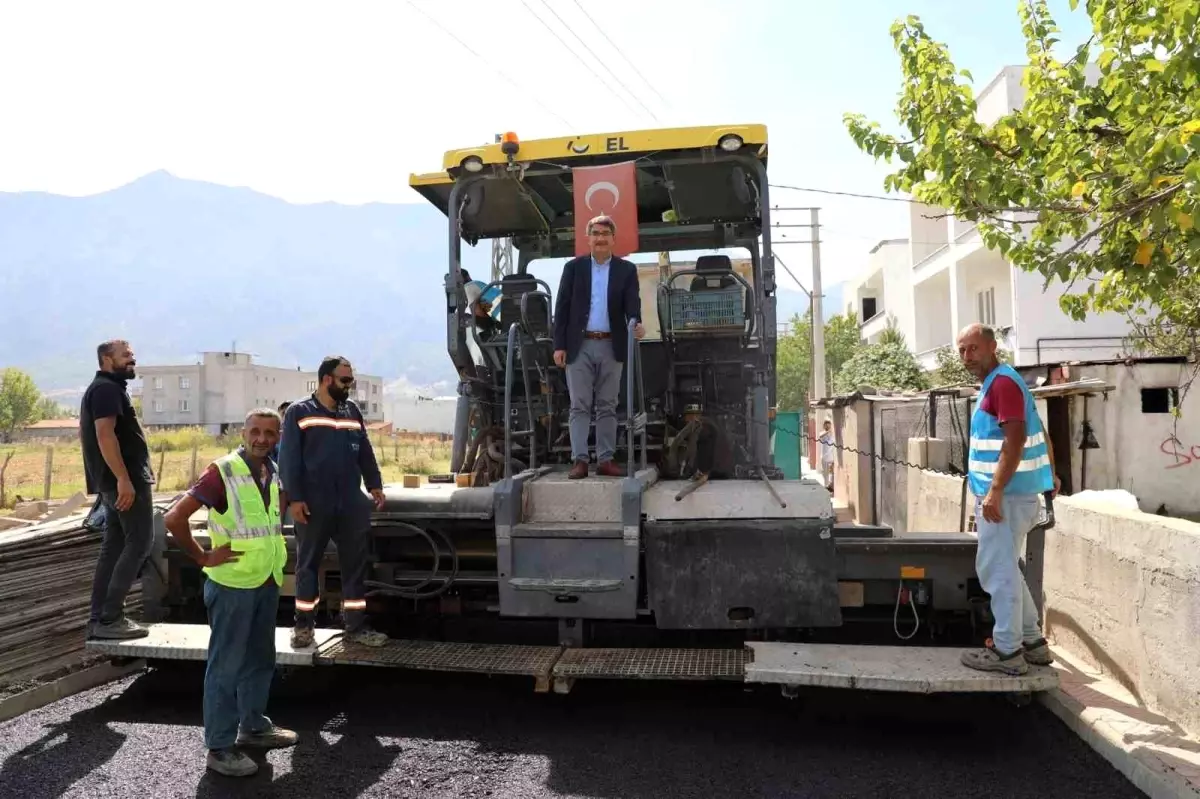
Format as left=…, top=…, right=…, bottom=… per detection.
left=157, top=445, right=167, bottom=485
left=43, top=446, right=53, bottom=500
left=394, top=439, right=399, bottom=464
left=189, top=442, right=199, bottom=484
left=0, top=450, right=14, bottom=509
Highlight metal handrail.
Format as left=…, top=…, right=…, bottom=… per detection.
left=503, top=322, right=539, bottom=479
left=625, top=318, right=648, bottom=477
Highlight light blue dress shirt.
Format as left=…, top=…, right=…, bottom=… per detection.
left=586, top=256, right=611, bottom=333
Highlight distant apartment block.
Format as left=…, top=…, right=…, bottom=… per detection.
left=135, top=351, right=384, bottom=433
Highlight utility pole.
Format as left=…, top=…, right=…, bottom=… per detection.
left=491, top=237, right=513, bottom=282
left=490, top=133, right=514, bottom=283
left=810, top=208, right=826, bottom=403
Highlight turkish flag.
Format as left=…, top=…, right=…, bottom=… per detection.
left=573, top=161, right=639, bottom=257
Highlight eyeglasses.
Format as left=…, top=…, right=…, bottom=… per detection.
left=336, top=377, right=356, bottom=386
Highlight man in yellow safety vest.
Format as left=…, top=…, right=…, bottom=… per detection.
left=164, top=407, right=299, bottom=778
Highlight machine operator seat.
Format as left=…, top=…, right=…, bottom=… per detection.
left=688, top=254, right=750, bottom=322
left=689, top=254, right=738, bottom=292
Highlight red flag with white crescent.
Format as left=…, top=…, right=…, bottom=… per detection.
left=572, top=161, right=639, bottom=257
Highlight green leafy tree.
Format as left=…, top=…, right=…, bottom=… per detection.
left=35, top=396, right=67, bottom=420
left=775, top=312, right=866, bottom=410
left=775, top=312, right=812, bottom=412
left=0, top=368, right=44, bottom=442
left=845, top=1, right=1200, bottom=344
left=835, top=342, right=930, bottom=395
left=928, top=345, right=1011, bottom=387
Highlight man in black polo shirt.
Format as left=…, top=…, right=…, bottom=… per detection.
left=80, top=339, right=156, bottom=640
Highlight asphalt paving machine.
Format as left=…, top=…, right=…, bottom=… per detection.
left=95, top=124, right=1057, bottom=698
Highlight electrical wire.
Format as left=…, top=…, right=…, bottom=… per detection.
left=770, top=184, right=921, bottom=203
left=533, top=0, right=661, bottom=122
left=567, top=0, right=672, bottom=109
left=401, top=0, right=576, bottom=130
left=893, top=580, right=921, bottom=641
left=517, top=0, right=650, bottom=123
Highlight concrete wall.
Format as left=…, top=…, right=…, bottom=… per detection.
left=1062, top=362, right=1200, bottom=516
left=1044, top=496, right=1200, bottom=737
left=829, top=400, right=874, bottom=525
left=907, top=469, right=967, bottom=533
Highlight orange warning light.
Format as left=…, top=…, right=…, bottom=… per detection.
left=500, top=132, right=520, bottom=156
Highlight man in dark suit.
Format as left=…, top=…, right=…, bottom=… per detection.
left=553, top=214, right=645, bottom=479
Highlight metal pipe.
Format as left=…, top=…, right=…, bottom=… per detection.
left=1081, top=395, right=1089, bottom=492
left=627, top=318, right=637, bottom=477
left=503, top=323, right=518, bottom=480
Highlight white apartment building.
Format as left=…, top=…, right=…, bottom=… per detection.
left=135, top=351, right=384, bottom=433
left=846, top=65, right=1137, bottom=370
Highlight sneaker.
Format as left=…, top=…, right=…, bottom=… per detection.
left=1023, top=637, right=1054, bottom=666
left=206, top=748, right=258, bottom=777
left=90, top=616, right=150, bottom=640
left=237, top=720, right=299, bottom=749
left=290, top=626, right=315, bottom=649
left=961, top=639, right=1029, bottom=676
left=345, top=626, right=389, bottom=647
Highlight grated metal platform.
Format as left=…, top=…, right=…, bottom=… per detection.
left=84, top=623, right=341, bottom=667
left=744, top=642, right=1060, bottom=694
left=552, top=647, right=747, bottom=681
left=316, top=638, right=563, bottom=678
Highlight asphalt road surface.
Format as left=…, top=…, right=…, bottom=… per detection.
left=0, top=663, right=1143, bottom=799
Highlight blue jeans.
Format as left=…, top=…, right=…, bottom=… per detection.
left=974, top=492, right=1044, bottom=654
left=203, top=578, right=279, bottom=750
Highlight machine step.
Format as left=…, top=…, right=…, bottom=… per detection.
left=512, top=521, right=624, bottom=538
left=743, top=642, right=1059, bottom=694
left=84, top=623, right=341, bottom=666
left=552, top=646, right=747, bottom=681
left=84, top=624, right=1057, bottom=695
left=317, top=637, right=562, bottom=680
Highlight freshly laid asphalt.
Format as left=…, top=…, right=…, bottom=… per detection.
left=0, top=662, right=1144, bottom=799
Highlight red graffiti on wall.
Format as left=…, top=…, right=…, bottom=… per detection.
left=1160, top=436, right=1200, bottom=468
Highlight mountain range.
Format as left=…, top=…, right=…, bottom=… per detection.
left=0, top=172, right=842, bottom=407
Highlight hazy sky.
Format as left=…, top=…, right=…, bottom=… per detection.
left=0, top=0, right=1092, bottom=289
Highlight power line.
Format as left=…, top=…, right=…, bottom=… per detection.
left=565, top=0, right=672, bottom=110
left=402, top=0, right=575, bottom=130
left=534, top=0, right=659, bottom=122
left=518, top=0, right=650, bottom=123
left=770, top=183, right=919, bottom=203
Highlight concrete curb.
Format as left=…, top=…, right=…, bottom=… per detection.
left=1039, top=686, right=1200, bottom=799
left=0, top=659, right=147, bottom=724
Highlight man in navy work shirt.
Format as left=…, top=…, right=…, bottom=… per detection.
left=79, top=339, right=156, bottom=640
left=279, top=356, right=388, bottom=649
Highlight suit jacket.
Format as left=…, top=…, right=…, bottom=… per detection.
left=553, top=254, right=642, bottom=364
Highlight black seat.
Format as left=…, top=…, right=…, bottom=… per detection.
left=689, top=254, right=738, bottom=292
left=499, top=274, right=551, bottom=339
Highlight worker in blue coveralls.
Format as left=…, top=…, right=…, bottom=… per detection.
left=956, top=323, right=1060, bottom=676
left=279, top=356, right=388, bottom=649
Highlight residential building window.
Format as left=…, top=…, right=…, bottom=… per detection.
left=179, top=376, right=191, bottom=390
left=372, top=384, right=379, bottom=395
left=371, top=402, right=378, bottom=414
left=153, top=400, right=164, bottom=413
left=153, top=377, right=163, bottom=390
left=861, top=297, right=878, bottom=321
left=977, top=288, right=996, bottom=326
left=1141, top=387, right=1179, bottom=414
left=179, top=399, right=191, bottom=412
left=307, top=380, right=317, bottom=392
